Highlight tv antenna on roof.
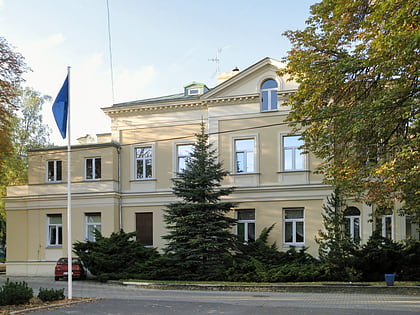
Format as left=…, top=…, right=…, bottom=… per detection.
left=209, top=48, right=223, bottom=77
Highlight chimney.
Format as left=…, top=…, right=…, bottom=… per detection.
left=217, top=67, right=240, bottom=84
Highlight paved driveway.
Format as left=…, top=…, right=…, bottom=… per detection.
left=1, top=276, right=419, bottom=314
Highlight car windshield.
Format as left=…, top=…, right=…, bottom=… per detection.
left=58, top=258, right=80, bottom=264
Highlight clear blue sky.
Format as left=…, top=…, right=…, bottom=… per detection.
left=0, top=0, right=316, bottom=145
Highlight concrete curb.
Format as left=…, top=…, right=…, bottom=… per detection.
left=10, top=298, right=100, bottom=314
left=120, top=281, right=420, bottom=296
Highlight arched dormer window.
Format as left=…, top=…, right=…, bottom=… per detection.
left=261, top=79, right=278, bottom=112
left=344, top=207, right=361, bottom=241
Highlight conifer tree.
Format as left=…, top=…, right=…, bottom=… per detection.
left=163, top=123, right=236, bottom=280
left=316, top=188, right=358, bottom=281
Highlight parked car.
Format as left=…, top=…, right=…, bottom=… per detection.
left=54, top=257, right=86, bottom=281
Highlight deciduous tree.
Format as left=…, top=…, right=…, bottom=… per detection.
left=281, top=0, right=419, bottom=221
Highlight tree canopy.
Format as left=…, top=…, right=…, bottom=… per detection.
left=281, top=0, right=419, bottom=221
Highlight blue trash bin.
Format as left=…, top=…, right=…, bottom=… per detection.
left=385, top=274, right=395, bottom=286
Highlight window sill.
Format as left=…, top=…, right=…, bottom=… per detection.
left=84, top=178, right=102, bottom=181
left=278, top=170, right=310, bottom=173
left=283, top=243, right=305, bottom=247
left=130, top=178, right=156, bottom=182
left=46, top=181, right=62, bottom=184
left=46, top=245, right=62, bottom=249
left=230, top=172, right=260, bottom=176
left=260, top=109, right=278, bottom=113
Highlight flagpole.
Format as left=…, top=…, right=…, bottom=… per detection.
left=66, top=66, right=72, bottom=300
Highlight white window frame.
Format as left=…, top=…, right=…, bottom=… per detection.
left=85, top=213, right=101, bottom=242
left=233, top=137, right=257, bottom=174
left=283, top=208, right=305, bottom=246
left=85, top=157, right=101, bottom=180
left=236, top=209, right=256, bottom=243
left=135, top=146, right=153, bottom=179
left=381, top=215, right=394, bottom=240
left=345, top=215, right=361, bottom=240
left=47, top=214, right=62, bottom=247
left=282, top=135, right=306, bottom=171
left=260, top=79, right=278, bottom=112
left=187, top=88, right=200, bottom=95
left=175, top=143, right=194, bottom=174
left=46, top=160, right=62, bottom=182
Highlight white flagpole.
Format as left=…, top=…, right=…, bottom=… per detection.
left=66, top=66, right=73, bottom=300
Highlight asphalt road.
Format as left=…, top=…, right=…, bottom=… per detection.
left=1, top=276, right=419, bottom=314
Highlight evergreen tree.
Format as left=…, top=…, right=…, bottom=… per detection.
left=163, top=123, right=236, bottom=280
left=316, top=188, right=358, bottom=281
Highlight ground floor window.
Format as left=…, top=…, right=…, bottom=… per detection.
left=344, top=207, right=361, bottom=241
left=47, top=214, right=62, bottom=247
left=85, top=213, right=101, bottom=241
left=136, top=212, right=153, bottom=246
left=283, top=208, right=304, bottom=246
left=236, top=209, right=255, bottom=243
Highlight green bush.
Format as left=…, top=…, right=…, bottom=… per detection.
left=0, top=278, right=33, bottom=306
left=38, top=287, right=65, bottom=302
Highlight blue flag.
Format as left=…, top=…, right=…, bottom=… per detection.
left=52, top=75, right=69, bottom=139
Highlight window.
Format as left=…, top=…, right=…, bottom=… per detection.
left=344, top=207, right=361, bottom=240
left=188, top=88, right=200, bottom=95
left=381, top=215, right=393, bottom=240
left=236, top=209, right=256, bottom=243
left=176, top=144, right=193, bottom=174
left=47, top=160, right=62, bottom=182
left=284, top=208, right=304, bottom=245
left=47, top=215, right=62, bottom=247
left=136, top=212, right=153, bottom=246
left=283, top=136, right=305, bottom=171
left=377, top=215, right=393, bottom=240
left=261, top=79, right=278, bottom=111
left=136, top=147, right=153, bottom=179
left=234, top=138, right=255, bottom=173
left=85, top=157, right=101, bottom=180
left=85, top=213, right=101, bottom=241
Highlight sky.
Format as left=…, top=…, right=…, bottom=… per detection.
left=0, top=0, right=316, bottom=146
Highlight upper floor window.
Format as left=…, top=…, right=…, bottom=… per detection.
left=234, top=138, right=255, bottom=173
left=344, top=207, right=361, bottom=241
left=85, top=213, right=101, bottom=242
left=85, top=157, right=101, bottom=180
left=47, top=160, right=62, bottom=182
left=176, top=144, right=193, bottom=174
left=136, top=147, right=153, bottom=179
left=236, top=209, right=256, bottom=243
left=261, top=79, right=278, bottom=112
left=283, top=136, right=305, bottom=171
left=47, top=214, right=62, bottom=247
left=284, top=208, right=304, bottom=246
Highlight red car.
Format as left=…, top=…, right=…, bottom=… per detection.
left=54, top=257, right=86, bottom=281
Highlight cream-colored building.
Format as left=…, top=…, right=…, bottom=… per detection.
left=5, top=57, right=418, bottom=276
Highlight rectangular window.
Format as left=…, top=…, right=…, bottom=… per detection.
left=345, top=216, right=361, bottom=240
left=176, top=144, right=193, bottom=174
left=47, top=160, right=62, bottom=182
left=234, top=138, right=255, bottom=173
left=283, top=208, right=304, bottom=245
left=236, top=209, right=256, bottom=243
left=376, top=215, right=393, bottom=240
left=85, top=213, right=101, bottom=241
left=283, top=136, right=305, bottom=171
left=136, top=147, right=153, bottom=179
left=47, top=214, right=62, bottom=247
left=86, top=157, right=101, bottom=180
left=136, top=212, right=153, bottom=246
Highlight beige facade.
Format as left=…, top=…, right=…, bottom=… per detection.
left=5, top=57, right=418, bottom=276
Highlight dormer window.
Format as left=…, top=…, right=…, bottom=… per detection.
left=187, top=88, right=200, bottom=95
left=261, top=79, right=278, bottom=112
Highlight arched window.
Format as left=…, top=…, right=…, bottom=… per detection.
left=344, top=207, right=361, bottom=240
left=260, top=79, right=278, bottom=112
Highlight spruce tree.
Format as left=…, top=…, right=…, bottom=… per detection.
left=316, top=188, right=358, bottom=281
left=163, top=123, right=236, bottom=280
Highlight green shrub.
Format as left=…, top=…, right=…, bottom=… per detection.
left=38, top=287, right=65, bottom=302
left=0, top=278, right=33, bottom=305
